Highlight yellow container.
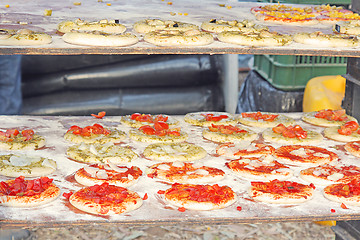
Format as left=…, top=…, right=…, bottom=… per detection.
left=303, top=75, right=346, bottom=112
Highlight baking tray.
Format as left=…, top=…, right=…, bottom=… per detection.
left=0, top=0, right=359, bottom=57
left=1, top=114, right=360, bottom=228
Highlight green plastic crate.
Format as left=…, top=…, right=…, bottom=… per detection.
left=257, top=0, right=351, bottom=5
left=253, top=55, right=347, bottom=90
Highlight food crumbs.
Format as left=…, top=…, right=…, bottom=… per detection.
left=170, top=12, right=176, bottom=16
left=341, top=203, right=348, bottom=209
left=178, top=13, right=182, bottom=15
left=331, top=209, right=336, bottom=213
left=237, top=206, right=242, bottom=211
left=98, top=0, right=103, bottom=2
left=178, top=207, right=186, bottom=212
left=44, top=9, right=52, bottom=16
left=219, top=4, right=225, bottom=7
left=226, top=5, right=232, bottom=9
left=157, top=190, right=165, bottom=194
left=143, top=193, right=148, bottom=200
left=73, top=2, right=81, bottom=5
left=63, top=191, right=73, bottom=200
left=106, top=3, right=111, bottom=6
left=19, top=22, right=28, bottom=25
left=5, top=4, right=9, bottom=8
left=167, top=2, right=172, bottom=5
left=184, top=13, right=188, bottom=16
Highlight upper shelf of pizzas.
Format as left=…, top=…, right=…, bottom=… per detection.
left=1, top=0, right=360, bottom=55
left=3, top=110, right=360, bottom=222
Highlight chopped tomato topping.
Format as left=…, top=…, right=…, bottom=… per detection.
left=341, top=203, right=348, bottom=209
left=63, top=191, right=73, bottom=200
left=236, top=206, right=242, bottom=211
left=331, top=209, right=336, bottom=213
left=338, top=121, right=360, bottom=135
left=5, top=129, right=19, bottom=138
left=130, top=113, right=154, bottom=123
left=91, top=111, right=106, bottom=119
left=157, top=190, right=165, bottom=194
left=272, top=124, right=307, bottom=139
left=0, top=128, right=35, bottom=142
left=315, top=109, right=348, bottom=121
left=154, top=115, right=168, bottom=122
left=0, top=176, right=53, bottom=197
left=67, top=124, right=110, bottom=137
left=201, top=113, right=229, bottom=122
left=139, top=124, right=180, bottom=137
left=242, top=111, right=278, bottom=121
left=178, top=207, right=186, bottom=212
left=143, top=193, right=148, bottom=200
left=208, top=124, right=247, bottom=135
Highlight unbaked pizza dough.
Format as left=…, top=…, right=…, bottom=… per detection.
left=57, top=19, right=127, bottom=33
left=134, top=19, right=198, bottom=34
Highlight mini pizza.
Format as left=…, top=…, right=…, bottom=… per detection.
left=323, top=179, right=360, bottom=206
left=57, top=19, right=127, bottom=34
left=238, top=111, right=295, bottom=128
left=324, top=121, right=360, bottom=142
left=0, top=128, right=45, bottom=150
left=0, top=176, right=60, bottom=207
left=69, top=182, right=143, bottom=215
left=293, top=31, right=359, bottom=48
left=129, top=122, right=187, bottom=143
left=0, top=154, right=56, bottom=178
left=184, top=112, right=237, bottom=127
left=274, top=145, right=338, bottom=167
left=74, top=163, right=142, bottom=187
left=0, top=29, right=52, bottom=46
left=162, top=183, right=237, bottom=210
left=133, top=19, right=198, bottom=34
left=202, top=124, right=257, bottom=143
left=120, top=113, right=178, bottom=128
left=143, top=29, right=214, bottom=47
left=262, top=124, right=323, bottom=145
left=64, top=124, right=126, bottom=144
left=67, top=142, right=137, bottom=164
left=226, top=155, right=293, bottom=181
left=143, top=142, right=207, bottom=162
left=62, top=31, right=138, bottom=47
left=216, top=142, right=275, bottom=158
left=248, top=180, right=315, bottom=204
left=147, top=161, right=225, bottom=184
left=217, top=29, right=292, bottom=47
left=300, top=164, right=360, bottom=185
left=201, top=19, right=266, bottom=33
left=334, top=20, right=360, bottom=35
left=302, top=109, right=356, bottom=127
left=345, top=141, right=360, bottom=157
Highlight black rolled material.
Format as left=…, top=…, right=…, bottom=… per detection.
left=22, top=84, right=224, bottom=116
left=22, top=55, right=218, bottom=97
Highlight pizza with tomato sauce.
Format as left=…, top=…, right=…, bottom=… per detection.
left=226, top=155, right=293, bottom=181
left=262, top=124, right=323, bottom=145
left=248, top=180, right=315, bottom=204
left=129, top=122, right=187, bottom=143
left=184, top=112, right=237, bottom=127
left=0, top=128, right=45, bottom=150
left=75, top=163, right=142, bottom=187
left=300, top=164, right=360, bottom=186
left=162, top=183, right=237, bottom=211
left=121, top=113, right=178, bottom=128
left=323, top=179, right=360, bottom=206
left=274, top=145, right=338, bottom=167
left=69, top=182, right=143, bottom=215
left=302, top=109, right=356, bottom=127
left=324, top=121, right=360, bottom=142
left=143, top=142, right=207, bottom=162
left=147, top=161, right=225, bottom=184
left=64, top=124, right=126, bottom=144
left=217, top=142, right=275, bottom=158
left=0, top=176, right=60, bottom=207
left=202, top=124, right=257, bottom=143
left=238, top=112, right=295, bottom=128
left=345, top=141, right=360, bottom=158
left=67, top=142, right=138, bottom=164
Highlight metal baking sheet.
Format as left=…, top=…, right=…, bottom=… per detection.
left=1, top=114, right=360, bottom=228
left=0, top=0, right=359, bottom=56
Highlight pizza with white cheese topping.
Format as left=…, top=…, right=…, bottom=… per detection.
left=216, top=142, right=275, bottom=158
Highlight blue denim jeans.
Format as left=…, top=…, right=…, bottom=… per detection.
left=0, top=55, right=22, bottom=114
